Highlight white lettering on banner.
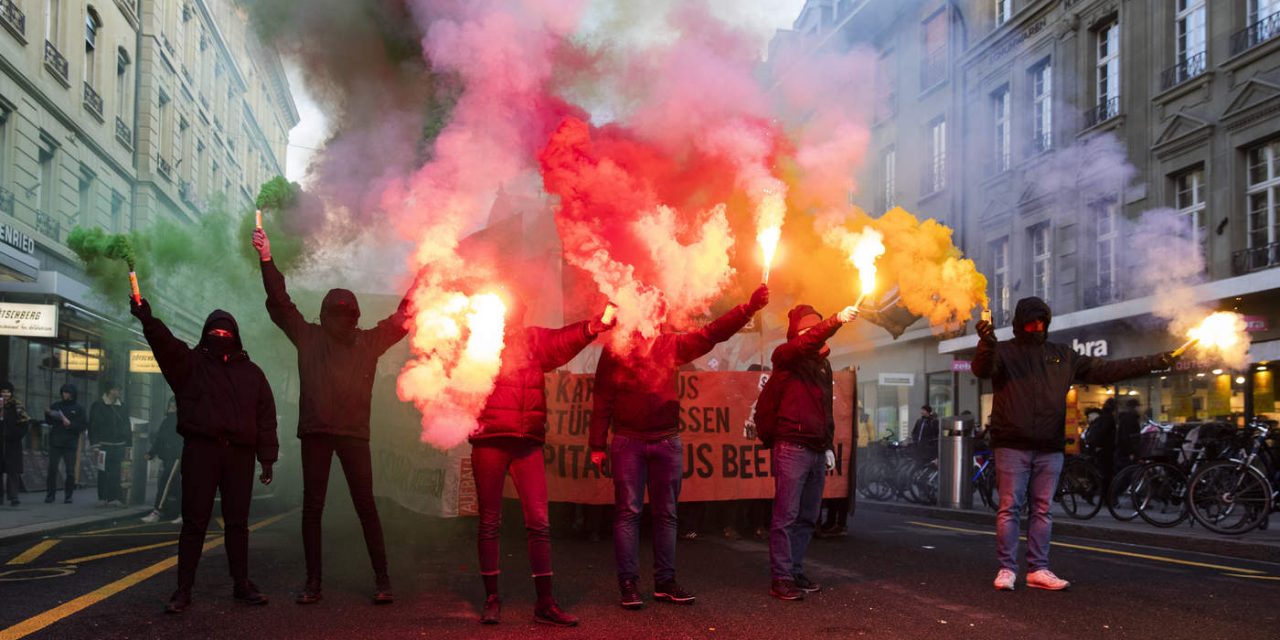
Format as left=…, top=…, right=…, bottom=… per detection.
left=879, top=373, right=915, bottom=386
left=129, top=350, right=161, bottom=373
left=0, top=303, right=57, bottom=337
left=0, top=222, right=36, bottom=254
left=1071, top=338, right=1109, bottom=357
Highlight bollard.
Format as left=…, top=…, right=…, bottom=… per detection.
left=938, top=416, right=974, bottom=509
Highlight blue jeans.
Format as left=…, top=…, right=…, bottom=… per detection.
left=611, top=434, right=682, bottom=584
left=770, top=442, right=826, bottom=580
left=994, top=448, right=1064, bottom=572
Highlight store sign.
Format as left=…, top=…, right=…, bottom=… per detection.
left=0, top=221, right=36, bottom=255
left=951, top=360, right=972, bottom=373
left=878, top=373, right=915, bottom=386
left=129, top=350, right=161, bottom=373
left=60, top=348, right=103, bottom=372
left=1071, top=338, right=1109, bottom=357
left=0, top=303, right=58, bottom=337
left=1244, top=316, right=1269, bottom=332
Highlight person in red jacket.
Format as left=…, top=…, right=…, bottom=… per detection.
left=253, top=227, right=414, bottom=605
left=589, top=284, right=769, bottom=610
left=470, top=299, right=614, bottom=627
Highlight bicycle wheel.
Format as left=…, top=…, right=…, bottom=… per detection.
left=1134, top=462, right=1190, bottom=528
left=861, top=460, right=895, bottom=501
left=910, top=465, right=939, bottom=505
left=1188, top=460, right=1274, bottom=535
left=1058, top=458, right=1103, bottom=520
left=1106, top=464, right=1142, bottom=522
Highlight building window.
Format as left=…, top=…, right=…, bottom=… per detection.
left=1247, top=140, right=1280, bottom=255
left=1094, top=200, right=1118, bottom=305
left=921, top=10, right=947, bottom=90
left=84, top=9, right=100, bottom=85
left=1092, top=20, right=1121, bottom=125
left=44, top=0, right=60, bottom=45
left=1175, top=168, right=1208, bottom=262
left=1174, top=1, right=1206, bottom=83
left=992, top=86, right=1010, bottom=174
left=881, top=147, right=896, bottom=211
left=995, top=0, right=1011, bottom=27
left=38, top=145, right=56, bottom=216
left=1030, top=60, right=1052, bottom=153
left=158, top=91, right=172, bottom=159
left=77, top=171, right=92, bottom=225
left=110, top=191, right=124, bottom=232
left=1030, top=224, right=1051, bottom=302
left=115, top=48, right=131, bottom=117
left=926, top=118, right=946, bottom=194
left=991, top=237, right=1010, bottom=324
left=875, top=52, right=896, bottom=121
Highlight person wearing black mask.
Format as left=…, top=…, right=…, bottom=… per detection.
left=131, top=298, right=278, bottom=614
left=46, top=384, right=87, bottom=504
left=0, top=381, right=31, bottom=505
left=254, top=227, right=415, bottom=605
left=142, top=397, right=183, bottom=523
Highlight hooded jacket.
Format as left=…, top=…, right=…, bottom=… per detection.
left=47, top=385, right=87, bottom=450
left=973, top=297, right=1166, bottom=452
left=1, top=397, right=29, bottom=443
left=149, top=410, right=182, bottom=461
left=589, top=303, right=755, bottom=451
left=260, top=259, right=409, bottom=440
left=140, top=309, right=279, bottom=463
left=89, top=395, right=129, bottom=447
left=470, top=322, right=597, bottom=444
left=765, top=310, right=843, bottom=451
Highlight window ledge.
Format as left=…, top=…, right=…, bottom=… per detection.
left=1153, top=70, right=1212, bottom=105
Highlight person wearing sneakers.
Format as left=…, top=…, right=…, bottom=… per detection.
left=756, top=304, right=858, bottom=601
left=46, top=384, right=87, bottom=504
left=974, top=297, right=1176, bottom=592
left=141, top=397, right=182, bottom=524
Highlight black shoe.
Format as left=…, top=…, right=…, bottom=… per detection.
left=654, top=579, right=696, bottom=604
left=165, top=589, right=192, bottom=614
left=9, top=500, right=19, bottom=506
left=534, top=602, right=579, bottom=627
left=295, top=579, right=322, bottom=605
left=793, top=574, right=821, bottom=593
left=45, top=495, right=55, bottom=504
left=618, top=579, right=643, bottom=610
left=480, top=594, right=501, bottom=624
left=770, top=579, right=804, bottom=601
left=233, top=580, right=269, bottom=606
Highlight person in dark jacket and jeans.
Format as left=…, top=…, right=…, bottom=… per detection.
left=254, top=227, right=411, bottom=605
left=470, top=299, right=613, bottom=627
left=974, top=297, right=1175, bottom=592
left=142, top=397, right=183, bottom=523
left=589, top=284, right=770, bottom=609
left=766, top=304, right=857, bottom=601
left=131, top=299, right=279, bottom=614
left=89, top=382, right=129, bottom=506
left=0, top=382, right=30, bottom=505
left=911, top=405, right=940, bottom=461
left=45, top=384, right=87, bottom=504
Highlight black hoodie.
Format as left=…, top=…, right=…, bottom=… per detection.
left=47, top=385, right=87, bottom=450
left=973, top=297, right=1166, bottom=451
left=140, top=309, right=279, bottom=463
left=260, top=259, right=410, bottom=440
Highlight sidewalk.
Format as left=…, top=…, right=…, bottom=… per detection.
left=859, top=498, right=1280, bottom=563
left=0, top=492, right=150, bottom=542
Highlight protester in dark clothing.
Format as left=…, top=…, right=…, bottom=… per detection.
left=589, top=284, right=770, bottom=609
left=911, top=405, right=940, bottom=460
left=1085, top=399, right=1118, bottom=485
left=0, top=382, right=31, bottom=505
left=760, top=304, right=857, bottom=601
left=974, top=297, right=1174, bottom=592
left=142, top=397, right=183, bottom=523
left=89, top=383, right=130, bottom=506
left=131, top=299, right=278, bottom=614
left=45, top=384, right=87, bottom=504
left=470, top=299, right=611, bottom=627
left=1115, top=398, right=1142, bottom=468
left=254, top=227, right=411, bottom=605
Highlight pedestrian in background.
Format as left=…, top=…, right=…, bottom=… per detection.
left=1085, top=398, right=1117, bottom=486
left=1, top=381, right=31, bottom=505
left=142, top=397, right=182, bottom=524
left=46, top=384, right=87, bottom=504
left=1115, top=398, right=1142, bottom=470
left=911, top=404, right=940, bottom=461
left=89, top=382, right=130, bottom=507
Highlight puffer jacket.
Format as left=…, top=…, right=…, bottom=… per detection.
left=470, top=322, right=596, bottom=444
left=973, top=297, right=1168, bottom=452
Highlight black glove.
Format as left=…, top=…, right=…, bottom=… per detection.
left=975, top=320, right=996, bottom=344
left=130, top=297, right=153, bottom=322
left=748, top=284, right=770, bottom=312
left=1158, top=351, right=1178, bottom=369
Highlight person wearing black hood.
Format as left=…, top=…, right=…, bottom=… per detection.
left=760, top=304, right=858, bottom=601
left=130, top=298, right=278, bottom=614
left=254, top=227, right=413, bottom=605
left=974, top=297, right=1176, bottom=592
left=88, top=381, right=129, bottom=506
left=46, top=384, right=87, bottom=504
left=0, top=381, right=31, bottom=505
left=142, top=397, right=182, bottom=523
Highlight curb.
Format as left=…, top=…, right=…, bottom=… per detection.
left=0, top=507, right=153, bottom=544
left=859, top=500, right=1280, bottom=564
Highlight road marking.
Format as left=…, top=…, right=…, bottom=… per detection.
left=0, top=511, right=293, bottom=640
left=1222, top=573, right=1280, bottom=581
left=6, top=541, right=60, bottom=566
left=59, top=541, right=177, bottom=565
left=907, top=520, right=1268, bottom=576
left=79, top=522, right=152, bottom=535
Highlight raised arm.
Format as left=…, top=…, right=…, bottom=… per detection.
left=130, top=298, right=195, bottom=391
left=771, top=310, right=852, bottom=368
left=1073, top=352, right=1171, bottom=385
left=971, top=320, right=1001, bottom=379
left=531, top=321, right=598, bottom=372
left=254, top=229, right=310, bottom=344
left=675, top=284, right=770, bottom=364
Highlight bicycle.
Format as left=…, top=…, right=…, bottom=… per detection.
left=1056, top=451, right=1105, bottom=520
left=1187, top=418, right=1279, bottom=535
left=1131, top=421, right=1239, bottom=528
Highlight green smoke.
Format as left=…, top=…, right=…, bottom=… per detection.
left=67, top=228, right=144, bottom=299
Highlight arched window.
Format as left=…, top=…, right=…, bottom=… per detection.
left=84, top=8, right=102, bottom=85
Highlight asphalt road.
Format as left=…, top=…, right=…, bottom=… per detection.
left=1, top=499, right=1277, bottom=640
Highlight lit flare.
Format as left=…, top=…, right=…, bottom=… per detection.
left=1181, top=312, right=1246, bottom=357
left=849, top=228, right=885, bottom=310
left=757, top=226, right=781, bottom=284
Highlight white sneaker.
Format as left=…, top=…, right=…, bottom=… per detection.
left=140, top=510, right=161, bottom=524
left=993, top=569, right=1016, bottom=591
left=170, top=516, right=183, bottom=524
left=1026, top=569, right=1070, bottom=591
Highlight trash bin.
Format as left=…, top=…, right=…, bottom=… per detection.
left=938, top=416, right=974, bottom=509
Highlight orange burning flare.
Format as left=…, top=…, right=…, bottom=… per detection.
left=1178, top=312, right=1246, bottom=358
left=128, top=272, right=141, bottom=304
left=757, top=226, right=781, bottom=284
left=255, top=209, right=263, bottom=230
left=849, top=228, right=885, bottom=310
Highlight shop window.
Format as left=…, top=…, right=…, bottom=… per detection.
left=926, top=372, right=954, bottom=418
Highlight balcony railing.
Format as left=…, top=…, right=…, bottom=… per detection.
left=0, top=187, right=14, bottom=215
left=157, top=156, right=172, bottom=180
left=115, top=116, right=133, bottom=149
left=35, top=210, right=61, bottom=241
left=43, top=40, right=68, bottom=85
left=1233, top=242, right=1280, bottom=275
left=179, top=179, right=197, bottom=206
left=1161, top=52, right=1206, bottom=90
left=921, top=165, right=946, bottom=196
left=1084, top=96, right=1121, bottom=128
left=0, top=0, right=25, bottom=39
left=1231, top=11, right=1280, bottom=57
left=920, top=47, right=948, bottom=90
left=83, top=82, right=104, bottom=120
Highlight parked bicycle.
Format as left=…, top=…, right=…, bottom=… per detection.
left=1187, top=417, right=1279, bottom=535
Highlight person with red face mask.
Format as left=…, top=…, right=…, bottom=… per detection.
left=253, top=227, right=415, bottom=606
left=974, top=296, right=1178, bottom=593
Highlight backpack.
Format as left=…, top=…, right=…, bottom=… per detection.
left=752, top=371, right=789, bottom=447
